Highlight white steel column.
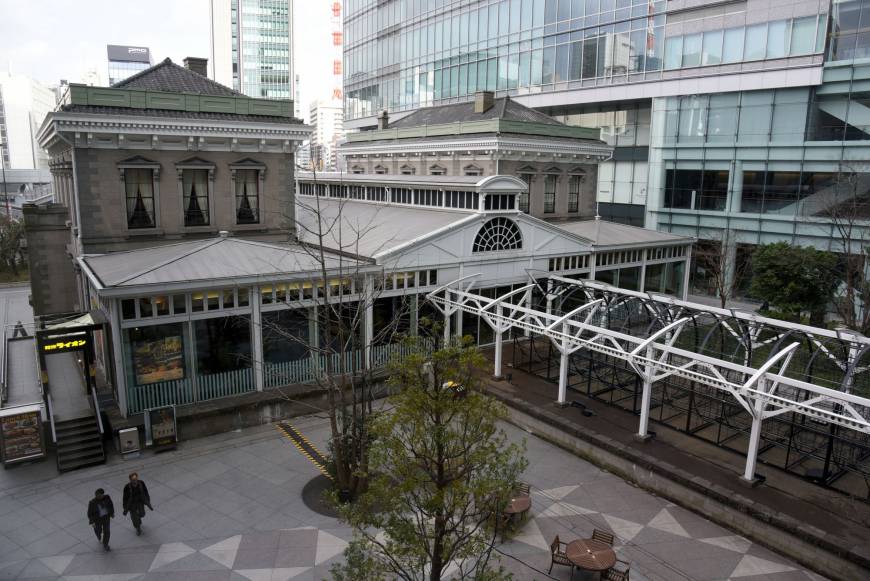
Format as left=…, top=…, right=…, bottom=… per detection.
left=557, top=324, right=570, bottom=405
left=636, top=344, right=654, bottom=438
left=251, top=286, right=264, bottom=391
left=743, top=386, right=766, bottom=482
left=493, top=302, right=504, bottom=378
left=681, top=249, right=692, bottom=301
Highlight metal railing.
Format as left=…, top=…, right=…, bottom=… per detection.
left=46, top=393, right=57, bottom=444
left=91, top=387, right=104, bottom=434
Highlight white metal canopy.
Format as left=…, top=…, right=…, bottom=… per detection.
left=428, top=275, right=870, bottom=483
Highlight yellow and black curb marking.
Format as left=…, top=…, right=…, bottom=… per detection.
left=276, top=421, right=333, bottom=480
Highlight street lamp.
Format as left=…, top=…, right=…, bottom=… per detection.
left=0, top=140, right=8, bottom=218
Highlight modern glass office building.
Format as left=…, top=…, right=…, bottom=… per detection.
left=210, top=0, right=294, bottom=99
left=107, top=45, right=152, bottom=86
left=344, top=0, right=870, bottom=297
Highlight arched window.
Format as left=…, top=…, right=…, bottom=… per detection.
left=472, top=217, right=523, bottom=253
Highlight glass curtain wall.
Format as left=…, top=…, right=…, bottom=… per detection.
left=344, top=0, right=827, bottom=121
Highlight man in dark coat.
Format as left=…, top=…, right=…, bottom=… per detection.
left=122, top=472, right=152, bottom=535
left=87, top=488, right=114, bottom=551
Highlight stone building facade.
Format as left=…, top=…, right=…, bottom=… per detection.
left=339, top=92, right=612, bottom=221
left=33, top=58, right=309, bottom=316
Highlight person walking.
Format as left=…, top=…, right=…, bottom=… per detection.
left=122, top=472, right=152, bottom=535
left=87, top=488, right=114, bottom=551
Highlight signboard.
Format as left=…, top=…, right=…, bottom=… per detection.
left=42, top=337, right=87, bottom=354
left=132, top=335, right=184, bottom=385
left=106, top=44, right=151, bottom=63
left=144, top=405, right=177, bottom=449
left=0, top=407, right=45, bottom=465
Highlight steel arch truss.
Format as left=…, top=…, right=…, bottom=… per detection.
left=428, top=275, right=870, bottom=484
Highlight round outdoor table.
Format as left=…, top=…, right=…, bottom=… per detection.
left=566, top=538, right=616, bottom=572
left=503, top=494, right=531, bottom=515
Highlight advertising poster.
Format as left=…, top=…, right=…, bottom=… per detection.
left=145, top=405, right=177, bottom=448
left=133, top=335, right=184, bottom=385
left=0, top=410, right=44, bottom=464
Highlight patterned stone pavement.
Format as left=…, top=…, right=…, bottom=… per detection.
left=0, top=413, right=825, bottom=581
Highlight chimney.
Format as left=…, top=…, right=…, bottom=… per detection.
left=184, top=57, right=208, bottom=77
left=474, top=91, right=495, bottom=114
left=377, top=109, right=389, bottom=130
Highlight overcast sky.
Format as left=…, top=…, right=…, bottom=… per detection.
left=0, top=0, right=334, bottom=122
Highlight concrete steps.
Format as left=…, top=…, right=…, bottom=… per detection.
left=55, top=415, right=105, bottom=472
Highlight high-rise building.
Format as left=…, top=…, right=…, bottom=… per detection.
left=0, top=71, right=55, bottom=171
left=309, top=98, right=344, bottom=171
left=209, top=0, right=295, bottom=100
left=106, top=45, right=153, bottom=85
left=344, top=0, right=867, bottom=299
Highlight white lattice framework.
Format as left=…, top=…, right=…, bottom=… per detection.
left=427, top=275, right=870, bottom=483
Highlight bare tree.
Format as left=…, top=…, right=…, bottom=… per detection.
left=814, top=164, right=870, bottom=334
left=692, top=228, right=750, bottom=309
left=251, top=166, right=416, bottom=500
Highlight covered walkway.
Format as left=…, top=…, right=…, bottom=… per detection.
left=429, top=275, right=870, bottom=493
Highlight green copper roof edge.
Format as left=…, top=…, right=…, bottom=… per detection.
left=346, top=118, right=600, bottom=142
left=66, top=83, right=294, bottom=118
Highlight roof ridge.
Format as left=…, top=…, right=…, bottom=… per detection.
left=114, top=238, right=224, bottom=285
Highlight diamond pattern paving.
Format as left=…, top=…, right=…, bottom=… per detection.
left=0, top=417, right=825, bottom=580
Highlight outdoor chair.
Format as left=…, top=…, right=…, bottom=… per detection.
left=515, top=481, right=530, bottom=496
left=548, top=535, right=575, bottom=579
left=603, top=559, right=631, bottom=581
left=592, top=528, right=615, bottom=546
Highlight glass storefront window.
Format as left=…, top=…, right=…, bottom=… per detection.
left=139, top=297, right=153, bottom=318
left=618, top=266, right=640, bottom=291
left=262, top=309, right=310, bottom=364
left=173, top=295, right=186, bottom=315
left=644, top=263, right=664, bottom=293
left=125, top=323, right=186, bottom=386
left=194, top=316, right=252, bottom=375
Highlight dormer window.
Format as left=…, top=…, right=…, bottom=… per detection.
left=374, top=165, right=388, bottom=174
left=350, top=165, right=364, bottom=174
left=400, top=164, right=416, bottom=175
left=463, top=164, right=483, bottom=177
left=429, top=164, right=446, bottom=176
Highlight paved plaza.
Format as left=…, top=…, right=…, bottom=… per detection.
left=0, top=410, right=824, bottom=581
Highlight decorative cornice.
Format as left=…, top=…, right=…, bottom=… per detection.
left=340, top=135, right=612, bottom=159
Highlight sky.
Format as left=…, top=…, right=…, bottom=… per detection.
left=0, top=0, right=334, bottom=122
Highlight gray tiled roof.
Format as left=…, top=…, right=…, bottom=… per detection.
left=112, top=58, right=242, bottom=96
left=59, top=104, right=300, bottom=125
left=82, top=237, right=365, bottom=289
left=390, top=96, right=564, bottom=128
left=295, top=198, right=474, bottom=259
left=554, top=219, right=692, bottom=247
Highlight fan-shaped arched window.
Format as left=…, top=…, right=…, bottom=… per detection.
left=472, top=217, right=523, bottom=253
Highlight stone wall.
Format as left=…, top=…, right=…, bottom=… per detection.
left=73, top=148, right=296, bottom=253
left=23, top=203, right=79, bottom=317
